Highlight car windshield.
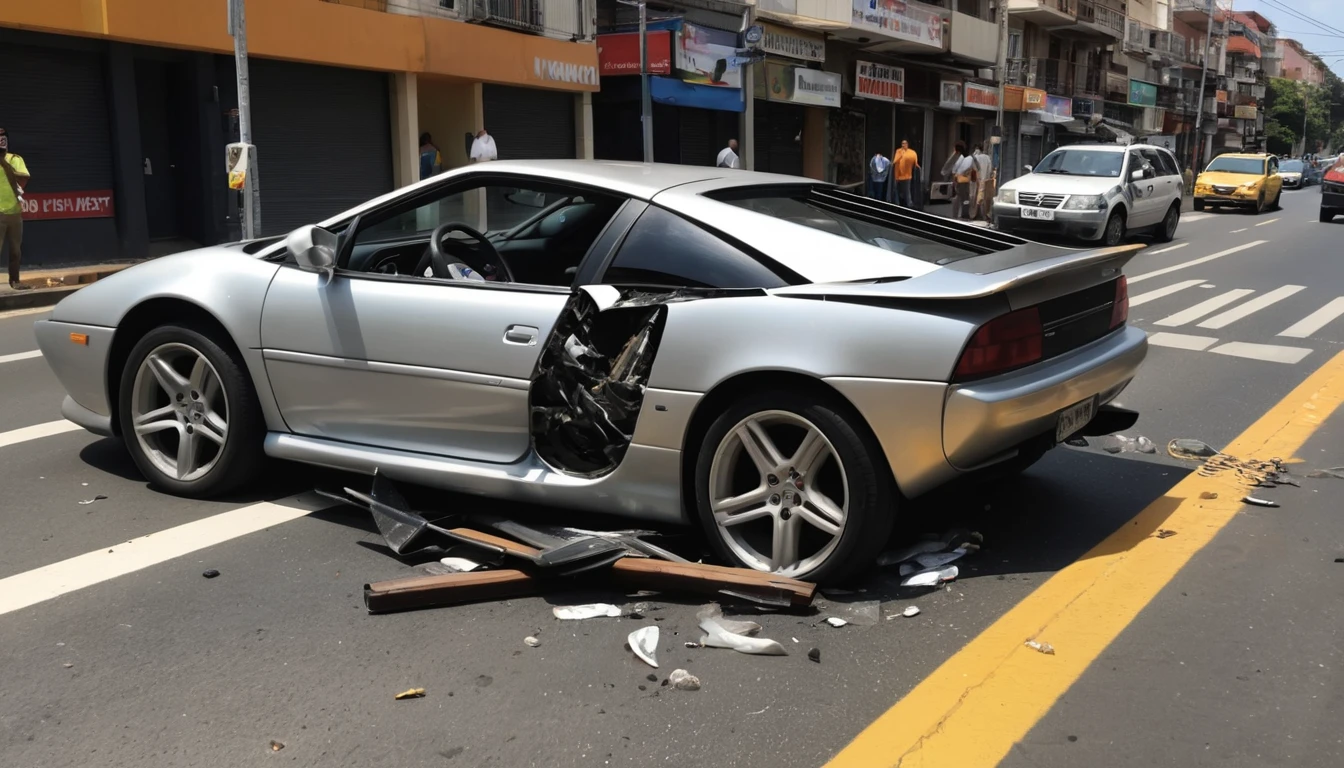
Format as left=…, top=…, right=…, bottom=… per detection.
left=1279, top=160, right=1304, bottom=173
left=712, top=190, right=981, bottom=265
left=1033, top=149, right=1124, bottom=178
left=1205, top=157, right=1265, bottom=175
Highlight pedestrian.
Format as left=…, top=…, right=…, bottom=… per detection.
left=419, top=132, right=441, bottom=180
left=944, top=141, right=975, bottom=220
left=716, top=139, right=741, bottom=169
left=0, top=128, right=31, bottom=291
left=971, top=144, right=993, bottom=221
left=469, top=129, right=498, bottom=163
left=866, top=152, right=891, bottom=201
left=893, top=139, right=919, bottom=207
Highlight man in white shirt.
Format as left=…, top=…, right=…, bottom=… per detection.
left=971, top=144, right=993, bottom=221
left=717, top=139, right=741, bottom=169
left=949, top=142, right=976, bottom=220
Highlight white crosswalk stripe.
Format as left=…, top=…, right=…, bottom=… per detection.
left=1279, top=297, right=1344, bottom=339
left=1130, top=279, right=1206, bottom=307
left=1209, top=342, right=1312, bottom=365
left=1127, top=241, right=1266, bottom=284
left=1197, top=285, right=1305, bottom=330
left=1154, top=289, right=1255, bottom=327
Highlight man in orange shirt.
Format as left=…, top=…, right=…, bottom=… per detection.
left=893, top=139, right=919, bottom=208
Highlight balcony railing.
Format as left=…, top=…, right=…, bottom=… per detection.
left=1076, top=1, right=1126, bottom=37
left=346, top=0, right=567, bottom=37
left=473, top=0, right=543, bottom=33
left=1006, top=58, right=1102, bottom=99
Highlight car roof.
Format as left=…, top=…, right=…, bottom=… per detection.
left=439, top=160, right=822, bottom=201
left=1216, top=153, right=1270, bottom=159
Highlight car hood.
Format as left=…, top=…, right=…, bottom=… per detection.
left=1002, top=174, right=1122, bottom=195
left=1197, top=171, right=1262, bottom=186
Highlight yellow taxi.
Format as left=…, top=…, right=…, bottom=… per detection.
left=1193, top=153, right=1283, bottom=214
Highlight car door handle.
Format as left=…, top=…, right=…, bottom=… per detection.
left=504, top=325, right=538, bottom=345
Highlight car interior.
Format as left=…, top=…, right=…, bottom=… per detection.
left=342, top=183, right=625, bottom=288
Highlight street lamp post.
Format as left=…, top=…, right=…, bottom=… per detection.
left=227, top=0, right=261, bottom=239
left=1192, top=0, right=1215, bottom=173
left=617, top=0, right=654, bottom=162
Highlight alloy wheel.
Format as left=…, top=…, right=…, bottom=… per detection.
left=130, top=342, right=229, bottom=482
left=707, top=410, right=849, bottom=577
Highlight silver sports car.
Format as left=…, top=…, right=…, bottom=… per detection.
left=37, top=161, right=1147, bottom=582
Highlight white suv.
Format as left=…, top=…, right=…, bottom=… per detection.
left=993, top=143, right=1184, bottom=247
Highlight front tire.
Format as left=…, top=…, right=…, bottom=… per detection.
left=1193, top=198, right=1205, bottom=212
left=693, top=390, right=894, bottom=584
left=1253, top=192, right=1265, bottom=214
left=1270, top=190, right=1282, bottom=210
left=1102, top=210, right=1126, bottom=247
left=117, top=324, right=265, bottom=498
left=1324, top=208, right=1338, bottom=223
left=1155, top=203, right=1180, bottom=243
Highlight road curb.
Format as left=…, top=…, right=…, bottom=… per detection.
left=0, top=262, right=136, bottom=314
left=0, top=285, right=81, bottom=313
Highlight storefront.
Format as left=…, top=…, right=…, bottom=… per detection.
left=853, top=61, right=900, bottom=162
left=752, top=23, right=829, bottom=177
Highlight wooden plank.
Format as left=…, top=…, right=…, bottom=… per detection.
left=363, top=569, right=540, bottom=613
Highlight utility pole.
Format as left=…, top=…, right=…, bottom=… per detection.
left=1192, top=0, right=1215, bottom=173
left=228, top=0, right=261, bottom=238
left=1302, top=87, right=1310, bottom=156
left=994, top=0, right=1010, bottom=181
left=617, top=0, right=654, bottom=162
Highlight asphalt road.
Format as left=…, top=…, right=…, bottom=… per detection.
left=0, top=188, right=1340, bottom=768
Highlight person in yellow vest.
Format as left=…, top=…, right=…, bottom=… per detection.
left=0, top=128, right=32, bottom=290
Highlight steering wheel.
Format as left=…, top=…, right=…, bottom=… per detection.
left=414, top=223, right=513, bottom=282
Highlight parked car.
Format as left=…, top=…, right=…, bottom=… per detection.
left=1321, top=156, right=1344, bottom=223
left=1193, top=153, right=1284, bottom=213
left=35, top=161, right=1147, bottom=583
left=993, top=143, right=1184, bottom=247
left=1278, top=158, right=1307, bottom=189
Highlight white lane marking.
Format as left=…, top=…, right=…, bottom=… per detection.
left=1127, top=241, right=1267, bottom=285
left=0, top=420, right=84, bottom=450
left=1198, top=285, right=1306, bottom=330
left=1279, top=297, right=1344, bottom=339
left=1129, top=279, right=1207, bottom=308
left=1254, top=218, right=1280, bottom=227
left=0, top=493, right=334, bottom=617
left=1230, top=228, right=1248, bottom=233
left=1154, top=289, right=1255, bottom=327
left=1147, top=332, right=1219, bottom=351
left=1209, top=342, right=1313, bottom=364
left=0, top=350, right=42, bottom=365
left=1145, top=243, right=1189, bottom=256
left=1200, top=284, right=1216, bottom=288
left=1182, top=213, right=1213, bottom=223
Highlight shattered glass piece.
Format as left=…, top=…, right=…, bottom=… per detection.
left=1136, top=436, right=1157, bottom=454
left=900, top=565, right=958, bottom=587
left=807, top=648, right=821, bottom=663
left=552, top=604, right=623, bottom=620
left=1168, top=439, right=1220, bottom=460
left=668, top=669, right=701, bottom=691
left=628, top=626, right=660, bottom=668
left=1154, top=529, right=1177, bottom=539
left=696, top=604, right=787, bottom=656
left=1024, top=640, right=1055, bottom=655
left=817, top=600, right=880, bottom=627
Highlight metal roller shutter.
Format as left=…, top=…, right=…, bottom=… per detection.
left=863, top=98, right=893, bottom=159
left=679, top=108, right=717, bottom=167
left=753, top=100, right=804, bottom=176
left=483, top=85, right=576, bottom=161
left=0, top=39, right=117, bottom=266
left=249, top=59, right=393, bottom=237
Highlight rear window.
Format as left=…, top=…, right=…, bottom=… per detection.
left=708, top=188, right=982, bottom=266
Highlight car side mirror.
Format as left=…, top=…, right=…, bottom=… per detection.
left=1130, top=169, right=1145, bottom=183
left=1023, top=164, right=1033, bottom=173
left=286, top=224, right=338, bottom=282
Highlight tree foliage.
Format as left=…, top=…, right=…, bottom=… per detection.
left=1263, top=75, right=1339, bottom=155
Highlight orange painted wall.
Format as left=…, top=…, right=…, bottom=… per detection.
left=1, top=0, right=598, bottom=92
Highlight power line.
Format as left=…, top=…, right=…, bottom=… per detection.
left=1255, top=0, right=1344, bottom=40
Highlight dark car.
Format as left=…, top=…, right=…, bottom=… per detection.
left=1321, top=157, right=1344, bottom=223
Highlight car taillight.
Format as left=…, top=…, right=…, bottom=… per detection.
left=953, top=307, right=1044, bottom=381
left=1110, top=276, right=1129, bottom=329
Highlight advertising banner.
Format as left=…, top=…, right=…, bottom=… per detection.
left=597, top=31, right=673, bottom=76
left=1128, top=79, right=1158, bottom=107
left=19, top=190, right=115, bottom=221
left=855, top=61, right=904, bottom=102
left=676, top=23, right=744, bottom=89
left=964, top=82, right=999, bottom=111
left=851, top=0, right=944, bottom=47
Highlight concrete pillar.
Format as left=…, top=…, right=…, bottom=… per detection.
left=389, top=72, right=420, bottom=189
left=575, top=91, right=594, bottom=159
left=106, top=43, right=148, bottom=260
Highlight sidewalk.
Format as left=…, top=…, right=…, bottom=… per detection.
left=0, top=263, right=135, bottom=313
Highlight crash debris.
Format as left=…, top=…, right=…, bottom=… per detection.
left=698, top=603, right=787, bottom=655
left=1168, top=439, right=1219, bottom=460
left=629, top=626, right=659, bottom=668
left=524, top=636, right=541, bottom=647
left=553, top=604, right=622, bottom=620
left=668, top=669, right=701, bottom=691
left=1024, top=640, right=1056, bottom=655
left=1105, top=435, right=1157, bottom=454
left=394, top=688, right=426, bottom=700
left=78, top=495, right=107, bottom=506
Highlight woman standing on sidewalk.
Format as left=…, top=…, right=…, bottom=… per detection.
left=942, top=142, right=975, bottom=220
left=0, top=128, right=31, bottom=291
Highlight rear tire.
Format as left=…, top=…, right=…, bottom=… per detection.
left=1324, top=208, right=1337, bottom=223
left=1270, top=190, right=1282, bottom=210
left=1102, top=210, right=1126, bottom=247
left=693, top=389, right=895, bottom=585
left=1155, top=203, right=1180, bottom=243
left=117, top=324, right=266, bottom=498
left=1192, top=198, right=1205, bottom=212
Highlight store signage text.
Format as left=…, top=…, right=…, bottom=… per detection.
left=851, top=0, right=944, bottom=48
left=963, top=82, right=999, bottom=111
left=20, top=190, right=115, bottom=221
left=597, top=32, right=672, bottom=76
left=792, top=68, right=841, bottom=107
left=758, top=22, right=825, bottom=62
left=1233, top=105, right=1258, bottom=120
left=534, top=57, right=599, bottom=86
left=1128, top=78, right=1158, bottom=108
left=855, top=61, right=904, bottom=103
left=1022, top=87, right=1046, bottom=110
left=939, top=80, right=962, bottom=111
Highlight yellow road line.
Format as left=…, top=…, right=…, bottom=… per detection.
left=825, top=350, right=1344, bottom=768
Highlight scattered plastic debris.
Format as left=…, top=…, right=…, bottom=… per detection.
left=1200, top=491, right=1219, bottom=500
left=1105, top=435, right=1157, bottom=454
left=668, top=669, right=701, bottom=691
left=1307, top=467, right=1344, bottom=480
left=552, top=603, right=622, bottom=620
left=1168, top=439, right=1219, bottom=460
left=1065, top=436, right=1089, bottom=447
left=901, top=565, right=959, bottom=587
left=438, top=557, right=484, bottom=573
left=78, top=495, right=108, bottom=506
left=201, top=569, right=220, bottom=579
left=524, top=636, right=541, bottom=647
left=269, top=740, right=285, bottom=752
left=62, top=663, right=73, bottom=668
left=807, top=648, right=821, bottom=663
left=825, top=617, right=848, bottom=628
left=902, top=606, right=921, bottom=618
left=684, top=641, right=701, bottom=648
left=394, top=688, right=425, bottom=700
left=697, top=603, right=787, bottom=655
left=1199, top=454, right=1294, bottom=488
left=629, top=626, right=660, bottom=668
left=1242, top=496, right=1279, bottom=508
left=1025, top=640, right=1056, bottom=655
left=1155, top=529, right=1178, bottom=539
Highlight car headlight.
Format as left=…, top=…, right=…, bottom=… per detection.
left=1062, top=194, right=1106, bottom=210
left=996, top=188, right=1016, bottom=204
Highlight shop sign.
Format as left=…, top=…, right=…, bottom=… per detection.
left=855, top=61, right=904, bottom=103
left=1216, top=89, right=1228, bottom=103
left=597, top=32, right=672, bottom=76
left=758, top=22, right=825, bottom=62
left=1105, top=71, right=1128, bottom=95
left=1022, top=87, right=1046, bottom=111
left=939, top=80, right=962, bottom=111
left=851, top=0, right=944, bottom=48
left=763, top=62, right=840, bottom=107
left=534, top=56, right=599, bottom=86
left=20, top=190, right=114, bottom=221
left=1233, top=104, right=1258, bottom=120
left=1128, top=79, right=1158, bottom=108
left=963, top=82, right=999, bottom=111
left=676, top=23, right=745, bottom=89
left=1044, top=95, right=1072, bottom=118
left=1072, top=97, right=1095, bottom=117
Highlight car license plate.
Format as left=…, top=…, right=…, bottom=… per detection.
left=1020, top=207, right=1055, bottom=221
left=1056, top=398, right=1096, bottom=443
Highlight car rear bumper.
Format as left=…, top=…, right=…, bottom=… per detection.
left=942, top=325, right=1148, bottom=470
left=34, top=319, right=116, bottom=433
left=993, top=203, right=1107, bottom=240
left=1322, top=190, right=1344, bottom=210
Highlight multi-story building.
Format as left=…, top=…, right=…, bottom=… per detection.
left=1, top=0, right=600, bottom=269
left=1277, top=38, right=1326, bottom=85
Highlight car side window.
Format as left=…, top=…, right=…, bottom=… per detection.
left=1154, top=150, right=1180, bottom=177
left=1268, top=158, right=1278, bottom=175
left=602, top=206, right=788, bottom=290
left=1139, top=149, right=1168, bottom=176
